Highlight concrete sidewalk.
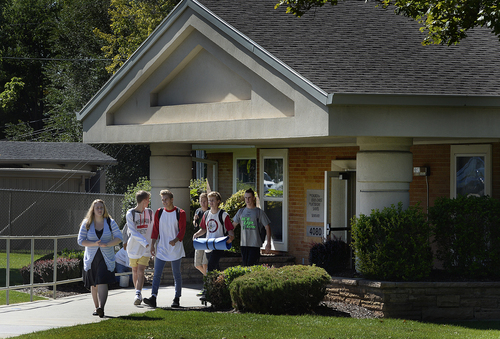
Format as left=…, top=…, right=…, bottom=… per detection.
left=0, top=284, right=205, bottom=338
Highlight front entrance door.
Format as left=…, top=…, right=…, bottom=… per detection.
left=324, top=170, right=356, bottom=266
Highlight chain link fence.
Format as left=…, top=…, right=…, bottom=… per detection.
left=0, top=189, right=124, bottom=252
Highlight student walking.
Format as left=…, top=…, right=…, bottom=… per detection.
left=193, top=192, right=209, bottom=287
left=232, top=188, right=271, bottom=266
left=193, top=191, right=234, bottom=272
left=77, top=199, right=122, bottom=318
left=143, top=190, right=186, bottom=308
left=125, top=190, right=153, bottom=305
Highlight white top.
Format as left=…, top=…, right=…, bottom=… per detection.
left=125, top=208, right=153, bottom=259
left=155, top=208, right=185, bottom=262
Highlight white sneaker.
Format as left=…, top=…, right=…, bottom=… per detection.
left=134, top=293, right=142, bottom=305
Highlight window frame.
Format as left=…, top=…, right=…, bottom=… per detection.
left=260, top=149, right=288, bottom=252
left=232, top=149, right=257, bottom=193
left=450, top=144, right=491, bottom=198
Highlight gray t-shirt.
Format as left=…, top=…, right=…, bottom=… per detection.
left=233, top=207, right=271, bottom=247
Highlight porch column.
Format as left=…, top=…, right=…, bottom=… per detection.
left=356, top=137, right=413, bottom=217
left=150, top=143, right=192, bottom=212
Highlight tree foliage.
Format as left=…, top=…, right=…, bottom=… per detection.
left=93, top=144, right=151, bottom=194
left=94, top=0, right=179, bottom=74
left=275, top=0, right=500, bottom=45
left=0, top=0, right=112, bottom=141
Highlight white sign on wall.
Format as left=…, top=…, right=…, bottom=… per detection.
left=306, top=189, right=324, bottom=222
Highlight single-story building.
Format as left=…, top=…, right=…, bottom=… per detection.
left=0, top=141, right=116, bottom=193
left=77, top=0, right=500, bottom=263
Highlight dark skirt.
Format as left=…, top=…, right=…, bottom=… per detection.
left=83, top=249, right=115, bottom=289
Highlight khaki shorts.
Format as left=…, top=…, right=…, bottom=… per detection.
left=129, top=256, right=150, bottom=267
left=194, top=249, right=208, bottom=267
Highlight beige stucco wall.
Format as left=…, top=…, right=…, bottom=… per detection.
left=81, top=8, right=329, bottom=146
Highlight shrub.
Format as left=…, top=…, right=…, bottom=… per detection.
left=190, top=178, right=208, bottom=210
left=351, top=202, right=433, bottom=281
left=121, top=177, right=151, bottom=228
left=20, top=250, right=84, bottom=284
left=204, top=265, right=270, bottom=309
left=20, top=257, right=81, bottom=284
left=308, top=236, right=350, bottom=275
left=230, top=265, right=330, bottom=314
left=429, top=195, right=500, bottom=278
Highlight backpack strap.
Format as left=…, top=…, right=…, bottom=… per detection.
left=158, top=207, right=179, bottom=221
left=219, top=209, right=228, bottom=236
left=106, top=217, right=113, bottom=239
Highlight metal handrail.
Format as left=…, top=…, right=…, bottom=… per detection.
left=1, top=234, right=132, bottom=305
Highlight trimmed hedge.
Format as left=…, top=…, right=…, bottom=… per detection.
left=429, top=195, right=500, bottom=278
left=351, top=202, right=433, bottom=281
left=204, top=265, right=269, bottom=309
left=230, top=265, right=330, bottom=314
left=309, top=236, right=350, bottom=275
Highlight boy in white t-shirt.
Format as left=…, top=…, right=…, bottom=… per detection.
left=143, top=189, right=186, bottom=308
left=125, top=190, right=153, bottom=306
left=193, top=191, right=235, bottom=272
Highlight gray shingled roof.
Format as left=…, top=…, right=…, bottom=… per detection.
left=0, top=141, right=116, bottom=165
left=198, top=0, right=500, bottom=96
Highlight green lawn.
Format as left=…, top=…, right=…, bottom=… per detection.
left=12, top=309, right=500, bottom=339
left=0, top=252, right=46, bottom=305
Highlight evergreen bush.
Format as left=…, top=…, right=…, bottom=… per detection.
left=121, top=177, right=151, bottom=228
left=351, top=202, right=433, bottom=281
left=204, top=265, right=269, bottom=309
left=308, top=236, right=350, bottom=275
left=230, top=265, right=330, bottom=314
left=429, top=195, right=500, bottom=278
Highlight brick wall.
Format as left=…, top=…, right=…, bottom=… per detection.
left=205, top=143, right=500, bottom=264
left=409, top=144, right=450, bottom=210
left=410, top=142, right=500, bottom=208
left=288, top=147, right=358, bottom=264
left=207, top=152, right=233, bottom=201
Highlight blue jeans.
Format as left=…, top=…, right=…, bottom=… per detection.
left=151, top=257, right=182, bottom=298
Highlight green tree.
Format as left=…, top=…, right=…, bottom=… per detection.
left=275, top=0, right=500, bottom=45
left=94, top=0, right=179, bottom=74
left=0, top=0, right=112, bottom=141
left=41, top=0, right=113, bottom=142
left=93, top=144, right=151, bottom=194
left=0, top=0, right=58, bottom=137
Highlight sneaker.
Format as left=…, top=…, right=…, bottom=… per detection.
left=143, top=296, right=157, bottom=308
left=134, top=293, right=142, bottom=305
left=196, top=289, right=206, bottom=297
left=171, top=297, right=180, bottom=308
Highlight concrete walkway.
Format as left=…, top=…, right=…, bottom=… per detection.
left=0, top=284, right=205, bottom=338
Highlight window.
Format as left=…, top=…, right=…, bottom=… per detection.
left=233, top=149, right=257, bottom=193
left=450, top=145, right=491, bottom=198
left=260, top=149, right=288, bottom=251
left=236, top=158, right=256, bottom=191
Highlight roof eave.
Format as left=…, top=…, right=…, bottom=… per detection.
left=327, top=93, right=500, bottom=107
